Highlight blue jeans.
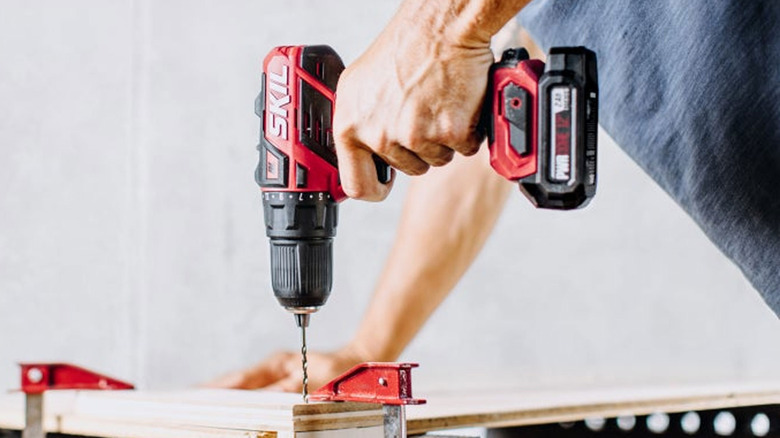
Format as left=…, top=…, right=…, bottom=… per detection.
left=520, top=0, right=780, bottom=313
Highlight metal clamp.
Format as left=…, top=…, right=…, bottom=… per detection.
left=310, top=362, right=425, bottom=438
left=19, top=363, right=134, bottom=438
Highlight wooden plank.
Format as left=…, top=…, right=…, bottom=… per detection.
left=0, top=390, right=383, bottom=437
left=406, top=382, right=780, bottom=434
left=1, top=381, right=779, bottom=437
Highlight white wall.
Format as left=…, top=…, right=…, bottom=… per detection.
left=1, top=0, right=778, bottom=392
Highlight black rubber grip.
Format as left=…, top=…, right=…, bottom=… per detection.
left=262, top=191, right=338, bottom=309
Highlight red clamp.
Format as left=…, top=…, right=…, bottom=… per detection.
left=20, top=363, right=135, bottom=394
left=310, top=362, right=426, bottom=405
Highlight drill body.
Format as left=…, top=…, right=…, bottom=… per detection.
left=255, top=46, right=345, bottom=324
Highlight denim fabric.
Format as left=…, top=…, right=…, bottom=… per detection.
left=519, top=1, right=780, bottom=313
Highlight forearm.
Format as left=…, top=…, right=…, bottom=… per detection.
left=347, top=147, right=512, bottom=361
left=393, top=0, right=531, bottom=47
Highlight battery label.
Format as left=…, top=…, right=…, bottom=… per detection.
left=550, top=86, right=576, bottom=183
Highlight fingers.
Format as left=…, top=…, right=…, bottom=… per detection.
left=398, top=141, right=455, bottom=167
left=335, top=133, right=473, bottom=201
left=205, top=348, right=369, bottom=394
left=264, top=375, right=302, bottom=393
left=380, top=143, right=428, bottom=175
left=450, top=130, right=483, bottom=157
left=335, top=133, right=395, bottom=201
left=202, top=351, right=295, bottom=390
left=201, top=371, right=247, bottom=389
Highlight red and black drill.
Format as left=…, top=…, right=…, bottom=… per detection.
left=255, top=45, right=598, bottom=400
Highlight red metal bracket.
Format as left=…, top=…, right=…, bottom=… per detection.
left=19, top=363, right=135, bottom=394
left=310, top=362, right=426, bottom=405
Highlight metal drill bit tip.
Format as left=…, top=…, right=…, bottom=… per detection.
left=300, top=323, right=309, bottom=403
left=295, top=313, right=310, bottom=328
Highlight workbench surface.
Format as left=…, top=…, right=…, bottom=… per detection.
left=2, top=381, right=780, bottom=437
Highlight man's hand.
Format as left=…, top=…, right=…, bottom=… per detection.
left=205, top=347, right=367, bottom=391
left=334, top=0, right=513, bottom=201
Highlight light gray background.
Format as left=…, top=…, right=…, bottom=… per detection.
left=1, top=0, right=778, bottom=392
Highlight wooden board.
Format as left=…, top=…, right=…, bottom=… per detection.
left=2, top=381, right=780, bottom=437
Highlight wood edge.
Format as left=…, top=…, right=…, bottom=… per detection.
left=60, top=415, right=280, bottom=438
left=292, top=402, right=381, bottom=415
left=293, top=410, right=384, bottom=432
left=406, top=391, right=780, bottom=435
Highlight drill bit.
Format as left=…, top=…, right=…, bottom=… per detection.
left=295, top=313, right=311, bottom=403
left=300, top=324, right=309, bottom=403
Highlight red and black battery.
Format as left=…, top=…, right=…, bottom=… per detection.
left=485, top=46, right=599, bottom=209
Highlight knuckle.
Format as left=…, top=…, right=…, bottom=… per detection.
left=344, top=181, right=389, bottom=202
left=403, top=163, right=430, bottom=176
left=428, top=149, right=455, bottom=167
left=399, top=130, right=424, bottom=153
left=460, top=139, right=481, bottom=156
left=436, top=114, right=468, bottom=144
left=343, top=181, right=373, bottom=200
left=373, top=140, right=392, bottom=156
left=332, top=127, right=353, bottom=150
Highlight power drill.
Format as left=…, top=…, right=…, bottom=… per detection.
left=255, top=45, right=389, bottom=400
left=255, top=45, right=598, bottom=400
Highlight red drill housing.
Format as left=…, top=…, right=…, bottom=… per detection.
left=255, top=45, right=345, bottom=317
left=257, top=45, right=344, bottom=199
left=255, top=46, right=389, bottom=321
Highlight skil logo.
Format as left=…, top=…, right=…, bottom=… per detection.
left=266, top=61, right=290, bottom=140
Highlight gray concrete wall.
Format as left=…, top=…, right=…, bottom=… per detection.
left=1, top=0, right=778, bottom=392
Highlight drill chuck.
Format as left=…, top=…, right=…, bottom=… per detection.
left=262, top=191, right=338, bottom=315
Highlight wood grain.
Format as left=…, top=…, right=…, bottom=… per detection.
left=1, top=381, right=779, bottom=437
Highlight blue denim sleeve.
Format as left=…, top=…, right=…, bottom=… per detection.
left=518, top=0, right=780, bottom=313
